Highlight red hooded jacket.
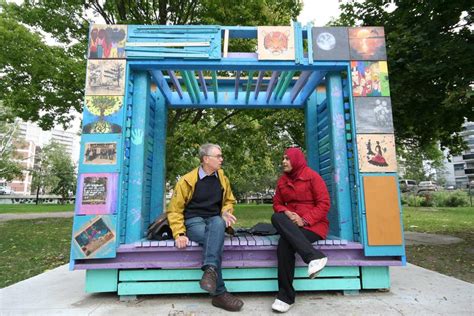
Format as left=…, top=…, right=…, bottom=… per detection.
left=273, top=148, right=331, bottom=239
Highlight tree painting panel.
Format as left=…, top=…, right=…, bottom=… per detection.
left=75, top=173, right=118, bottom=215
left=312, top=27, right=349, bottom=61
left=88, top=24, right=127, bottom=59
left=351, top=61, right=390, bottom=97
left=85, top=60, right=126, bottom=95
left=72, top=215, right=116, bottom=259
left=355, top=97, right=394, bottom=133
left=84, top=142, right=117, bottom=165
left=349, top=27, right=387, bottom=60
left=357, top=134, right=397, bottom=172
left=258, top=26, right=295, bottom=60
left=83, top=96, right=123, bottom=134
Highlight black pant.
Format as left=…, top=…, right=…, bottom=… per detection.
left=271, top=212, right=326, bottom=304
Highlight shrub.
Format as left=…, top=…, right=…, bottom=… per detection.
left=431, top=190, right=470, bottom=207
left=401, top=193, right=425, bottom=207
left=419, top=192, right=435, bottom=207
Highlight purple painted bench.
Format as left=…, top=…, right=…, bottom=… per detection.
left=74, top=234, right=402, bottom=270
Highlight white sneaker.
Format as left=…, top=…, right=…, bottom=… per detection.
left=272, top=299, right=293, bottom=313
left=308, top=257, right=328, bottom=279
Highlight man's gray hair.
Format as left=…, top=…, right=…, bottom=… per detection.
left=199, top=143, right=221, bottom=162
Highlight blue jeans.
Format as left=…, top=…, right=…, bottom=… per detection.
left=185, top=215, right=226, bottom=295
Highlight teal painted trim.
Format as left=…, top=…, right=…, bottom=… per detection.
left=277, top=70, right=296, bottom=99
left=211, top=71, right=218, bottom=102
left=326, top=72, right=353, bottom=240
left=305, top=92, right=319, bottom=172
left=359, top=173, right=406, bottom=257
left=118, top=278, right=360, bottom=295
left=361, top=266, right=390, bottom=289
left=119, top=266, right=360, bottom=281
left=128, top=60, right=349, bottom=72
left=245, top=71, right=255, bottom=104
left=307, top=23, right=314, bottom=64
left=181, top=71, right=196, bottom=103
left=273, top=71, right=288, bottom=99
left=188, top=70, right=201, bottom=102
left=294, top=22, right=302, bottom=64
left=149, top=90, right=167, bottom=221
left=86, top=269, right=118, bottom=293
left=126, top=71, right=150, bottom=243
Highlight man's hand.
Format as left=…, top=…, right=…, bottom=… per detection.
left=175, top=235, right=189, bottom=249
left=284, top=210, right=305, bottom=227
left=222, top=210, right=237, bottom=227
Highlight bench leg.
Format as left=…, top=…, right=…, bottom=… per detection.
left=119, top=295, right=138, bottom=302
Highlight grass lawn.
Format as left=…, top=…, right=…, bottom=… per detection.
left=0, top=218, right=72, bottom=288
left=402, top=206, right=474, bottom=283
left=0, top=204, right=74, bottom=214
left=0, top=204, right=472, bottom=289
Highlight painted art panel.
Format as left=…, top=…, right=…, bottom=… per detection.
left=363, top=176, right=403, bottom=245
left=258, top=26, right=295, bottom=60
left=71, top=215, right=117, bottom=259
left=312, top=27, right=349, bottom=61
left=357, top=134, right=397, bottom=172
left=355, top=97, right=394, bottom=133
left=85, top=60, right=126, bottom=96
left=351, top=61, right=390, bottom=97
left=83, top=96, right=124, bottom=134
left=75, top=173, right=118, bottom=215
left=88, top=24, right=127, bottom=59
left=83, top=142, right=117, bottom=165
left=349, top=27, right=387, bottom=60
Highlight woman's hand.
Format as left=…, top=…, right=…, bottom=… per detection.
left=284, top=210, right=305, bottom=227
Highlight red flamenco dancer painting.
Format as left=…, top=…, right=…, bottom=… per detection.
left=357, top=134, right=397, bottom=172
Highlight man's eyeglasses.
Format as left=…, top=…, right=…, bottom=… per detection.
left=206, top=154, right=224, bottom=159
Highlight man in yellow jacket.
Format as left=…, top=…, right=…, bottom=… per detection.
left=167, top=143, right=244, bottom=312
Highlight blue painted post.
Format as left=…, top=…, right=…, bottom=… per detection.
left=305, top=91, right=318, bottom=172
left=326, top=72, right=354, bottom=240
left=126, top=71, right=150, bottom=243
left=150, top=89, right=167, bottom=220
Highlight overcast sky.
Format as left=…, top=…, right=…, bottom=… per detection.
left=298, top=0, right=344, bottom=26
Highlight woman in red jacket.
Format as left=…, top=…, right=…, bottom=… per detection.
left=271, top=147, right=330, bottom=313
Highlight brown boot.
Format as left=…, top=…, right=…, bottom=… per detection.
left=199, top=266, right=217, bottom=293
left=212, top=292, right=244, bottom=312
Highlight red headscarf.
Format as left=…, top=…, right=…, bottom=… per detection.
left=284, top=147, right=307, bottom=180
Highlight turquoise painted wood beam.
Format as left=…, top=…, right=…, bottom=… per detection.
left=326, top=72, right=353, bottom=240
left=234, top=71, right=241, bottom=99
left=150, top=90, right=167, bottom=221
left=305, top=91, right=318, bottom=172
left=188, top=70, right=201, bottom=103
left=126, top=71, right=150, bottom=243
left=168, top=70, right=183, bottom=99
left=197, top=71, right=208, bottom=99
left=254, top=71, right=264, bottom=99
left=181, top=71, right=196, bottom=103
left=166, top=92, right=301, bottom=109
left=211, top=71, right=218, bottom=102
left=277, top=70, right=295, bottom=100
left=273, top=71, right=289, bottom=100
left=129, top=60, right=349, bottom=71
left=290, top=70, right=312, bottom=103
left=245, top=71, right=255, bottom=104
left=294, top=71, right=326, bottom=104
left=266, top=71, right=280, bottom=103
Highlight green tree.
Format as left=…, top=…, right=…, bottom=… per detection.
left=334, top=0, right=473, bottom=156
left=31, top=142, right=76, bottom=203
left=0, top=104, right=23, bottom=181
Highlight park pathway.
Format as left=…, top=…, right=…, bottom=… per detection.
left=0, top=212, right=73, bottom=222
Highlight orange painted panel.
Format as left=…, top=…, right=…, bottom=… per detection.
left=363, top=176, right=403, bottom=245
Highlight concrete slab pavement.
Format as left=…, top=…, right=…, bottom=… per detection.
left=1, top=264, right=473, bottom=316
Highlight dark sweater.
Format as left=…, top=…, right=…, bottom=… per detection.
left=184, top=175, right=223, bottom=219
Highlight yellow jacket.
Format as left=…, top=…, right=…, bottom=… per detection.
left=166, top=167, right=236, bottom=239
